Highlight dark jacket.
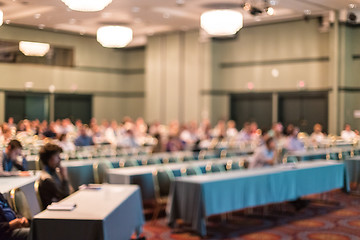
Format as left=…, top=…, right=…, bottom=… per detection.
left=38, top=168, right=70, bottom=209
left=0, top=194, right=16, bottom=240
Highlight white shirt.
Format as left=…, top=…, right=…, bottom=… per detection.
left=341, top=130, right=357, bottom=141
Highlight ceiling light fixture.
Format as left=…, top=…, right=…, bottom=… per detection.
left=200, top=9, right=243, bottom=36
left=97, top=26, right=133, bottom=48
left=19, top=41, right=50, bottom=56
left=61, top=0, right=112, bottom=12
left=266, top=7, right=274, bottom=16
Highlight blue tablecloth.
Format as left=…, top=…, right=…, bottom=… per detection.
left=344, top=157, right=360, bottom=184
left=107, top=158, right=236, bottom=200
left=168, top=161, right=347, bottom=236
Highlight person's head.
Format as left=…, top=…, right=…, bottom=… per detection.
left=265, top=137, right=276, bottom=150
left=227, top=120, right=236, bottom=129
left=39, top=143, right=63, bottom=169
left=8, top=117, right=14, bottom=124
left=79, top=125, right=88, bottom=136
left=345, top=124, right=351, bottom=131
left=6, top=139, right=23, bottom=160
left=313, top=123, right=322, bottom=133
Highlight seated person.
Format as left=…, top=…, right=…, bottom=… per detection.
left=341, top=124, right=357, bottom=141
left=0, top=192, right=29, bottom=240
left=74, top=126, right=94, bottom=147
left=38, top=144, right=71, bottom=209
left=0, top=140, right=27, bottom=175
left=310, top=123, right=325, bottom=145
left=285, top=126, right=304, bottom=152
left=249, top=137, right=277, bottom=168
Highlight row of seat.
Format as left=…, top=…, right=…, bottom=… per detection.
left=285, top=149, right=359, bottom=163
left=150, top=159, right=246, bottom=220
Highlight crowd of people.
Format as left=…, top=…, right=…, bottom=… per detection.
left=0, top=116, right=359, bottom=239
left=0, top=117, right=359, bottom=154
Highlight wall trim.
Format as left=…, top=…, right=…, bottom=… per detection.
left=1, top=89, right=145, bottom=98
left=220, top=57, right=330, bottom=69
left=338, top=87, right=360, bottom=92
left=74, top=66, right=145, bottom=75
left=201, top=88, right=332, bottom=95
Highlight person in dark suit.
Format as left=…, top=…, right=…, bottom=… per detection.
left=38, top=144, right=71, bottom=209
left=0, top=193, right=29, bottom=240
left=0, top=140, right=28, bottom=175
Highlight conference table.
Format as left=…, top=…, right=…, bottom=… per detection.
left=168, top=160, right=347, bottom=236
left=287, top=147, right=357, bottom=161
left=107, top=158, right=241, bottom=200
left=0, top=172, right=41, bottom=217
left=344, top=156, right=360, bottom=187
left=30, top=184, right=144, bottom=240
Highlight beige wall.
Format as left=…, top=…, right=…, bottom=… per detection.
left=1, top=20, right=360, bottom=133
left=0, top=25, right=145, bottom=123
left=145, top=31, right=212, bottom=124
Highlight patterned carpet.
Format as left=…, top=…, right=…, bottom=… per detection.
left=141, top=190, right=360, bottom=240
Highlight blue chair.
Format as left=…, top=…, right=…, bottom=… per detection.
left=147, top=158, right=162, bottom=165
left=286, top=156, right=298, bottom=163
left=93, top=160, right=114, bottom=184
left=226, top=159, right=245, bottom=171
left=119, top=159, right=139, bottom=168
left=205, top=162, right=226, bottom=173
left=181, top=165, right=203, bottom=176
left=152, top=168, right=175, bottom=220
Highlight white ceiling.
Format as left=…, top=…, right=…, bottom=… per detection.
left=0, top=0, right=359, bottom=47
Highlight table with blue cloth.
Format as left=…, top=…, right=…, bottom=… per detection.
left=288, top=147, right=357, bottom=161
left=168, top=160, right=346, bottom=236
left=0, top=172, right=41, bottom=217
left=344, top=156, right=360, bottom=186
left=31, top=184, right=144, bottom=240
left=107, top=158, right=239, bottom=200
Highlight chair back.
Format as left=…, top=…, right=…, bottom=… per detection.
left=93, top=160, right=114, bottom=184
left=226, top=159, right=244, bottom=170
left=9, top=188, right=33, bottom=219
left=206, top=162, right=226, bottom=173
left=147, top=158, right=161, bottom=165
left=286, top=156, right=298, bottom=163
left=119, top=159, right=139, bottom=168
left=152, top=168, right=174, bottom=199
left=181, top=165, right=202, bottom=176
left=220, top=150, right=227, bottom=159
left=34, top=180, right=44, bottom=211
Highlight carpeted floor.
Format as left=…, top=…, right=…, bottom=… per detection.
left=141, top=190, right=360, bottom=240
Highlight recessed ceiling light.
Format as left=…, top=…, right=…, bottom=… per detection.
left=349, top=3, right=356, bottom=9
left=80, top=29, right=86, bottom=35
left=266, top=7, right=275, bottom=16
left=69, top=18, right=76, bottom=24
left=38, top=24, right=45, bottom=29
left=5, top=19, right=10, bottom=24
left=304, top=9, right=311, bottom=15
left=34, top=13, right=41, bottom=19
left=269, top=0, right=279, bottom=6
